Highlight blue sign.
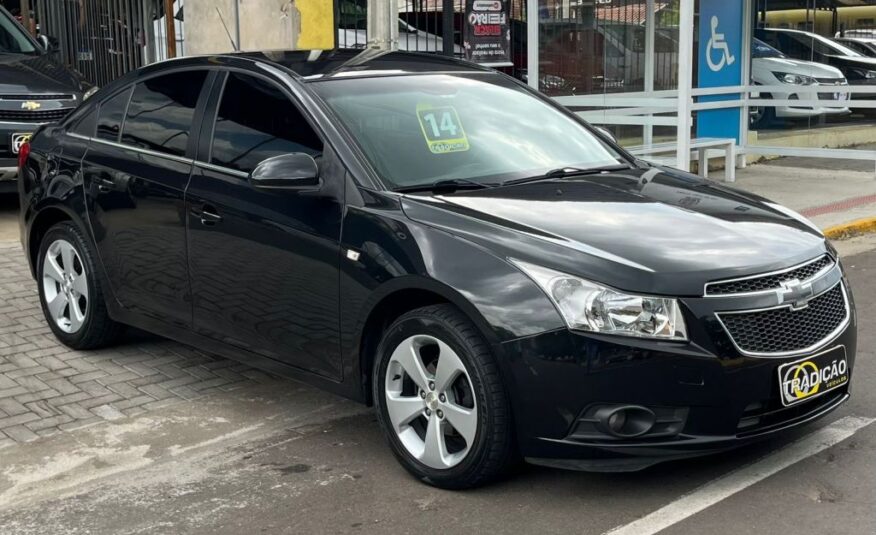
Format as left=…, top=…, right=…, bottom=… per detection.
left=697, top=0, right=744, bottom=143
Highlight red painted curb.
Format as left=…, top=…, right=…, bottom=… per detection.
left=801, top=194, right=876, bottom=218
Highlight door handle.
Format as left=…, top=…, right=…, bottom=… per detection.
left=192, top=204, right=222, bottom=226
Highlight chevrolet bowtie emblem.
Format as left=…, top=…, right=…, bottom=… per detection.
left=777, top=279, right=815, bottom=310
left=21, top=101, right=41, bottom=111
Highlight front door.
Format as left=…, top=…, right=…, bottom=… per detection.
left=186, top=71, right=344, bottom=379
left=82, top=70, right=211, bottom=328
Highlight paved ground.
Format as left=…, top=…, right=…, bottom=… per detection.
left=0, top=173, right=875, bottom=534
left=0, top=240, right=273, bottom=448
left=733, top=163, right=876, bottom=230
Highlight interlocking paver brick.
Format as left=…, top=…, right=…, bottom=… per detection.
left=0, top=241, right=267, bottom=444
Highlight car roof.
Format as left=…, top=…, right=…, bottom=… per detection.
left=222, top=49, right=493, bottom=80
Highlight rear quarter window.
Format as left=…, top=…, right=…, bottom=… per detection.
left=96, top=87, right=132, bottom=142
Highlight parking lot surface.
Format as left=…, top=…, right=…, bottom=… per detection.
left=0, top=195, right=874, bottom=534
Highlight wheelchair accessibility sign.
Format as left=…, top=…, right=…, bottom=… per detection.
left=706, top=16, right=735, bottom=72
left=697, top=0, right=743, bottom=143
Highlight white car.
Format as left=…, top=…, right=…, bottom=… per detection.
left=750, top=38, right=850, bottom=127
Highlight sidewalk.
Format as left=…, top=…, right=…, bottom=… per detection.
left=731, top=159, right=876, bottom=233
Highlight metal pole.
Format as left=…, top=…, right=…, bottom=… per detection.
left=367, top=0, right=398, bottom=50
left=163, top=0, right=177, bottom=58
left=644, top=0, right=655, bottom=147
left=675, top=0, right=694, bottom=171
left=442, top=0, right=454, bottom=56
left=526, top=0, right=538, bottom=89
left=233, top=0, right=241, bottom=51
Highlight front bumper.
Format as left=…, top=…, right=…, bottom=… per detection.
left=1, top=122, right=39, bottom=193
left=501, top=289, right=857, bottom=472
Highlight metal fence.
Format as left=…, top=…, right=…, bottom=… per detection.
left=32, top=0, right=183, bottom=87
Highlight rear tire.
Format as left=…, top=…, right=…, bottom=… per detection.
left=37, top=222, right=123, bottom=349
left=373, top=304, right=514, bottom=489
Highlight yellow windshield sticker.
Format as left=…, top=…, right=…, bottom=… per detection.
left=416, top=104, right=470, bottom=154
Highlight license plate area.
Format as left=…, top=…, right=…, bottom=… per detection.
left=777, top=345, right=849, bottom=407
left=10, top=133, right=33, bottom=155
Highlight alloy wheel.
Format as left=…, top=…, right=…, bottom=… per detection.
left=384, top=334, right=478, bottom=469
left=42, top=239, right=89, bottom=334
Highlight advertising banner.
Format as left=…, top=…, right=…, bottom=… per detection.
left=696, top=0, right=744, bottom=143
left=463, top=0, right=512, bottom=67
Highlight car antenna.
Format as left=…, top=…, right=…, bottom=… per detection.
left=215, top=7, right=240, bottom=52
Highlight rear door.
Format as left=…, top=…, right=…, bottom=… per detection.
left=186, top=70, right=344, bottom=379
left=81, top=70, right=213, bottom=328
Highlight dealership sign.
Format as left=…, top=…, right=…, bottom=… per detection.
left=463, top=0, right=512, bottom=67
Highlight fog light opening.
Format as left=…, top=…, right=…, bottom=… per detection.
left=597, top=406, right=657, bottom=438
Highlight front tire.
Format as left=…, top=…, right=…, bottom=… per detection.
left=373, top=304, right=514, bottom=489
left=37, top=222, right=122, bottom=349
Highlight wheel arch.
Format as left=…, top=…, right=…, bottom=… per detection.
left=26, top=204, right=83, bottom=277
left=355, top=277, right=504, bottom=407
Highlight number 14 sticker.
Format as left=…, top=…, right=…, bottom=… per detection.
left=416, top=104, right=470, bottom=154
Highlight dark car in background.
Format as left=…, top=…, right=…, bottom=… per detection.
left=756, top=28, right=876, bottom=98
left=18, top=50, right=856, bottom=489
left=0, top=4, right=94, bottom=192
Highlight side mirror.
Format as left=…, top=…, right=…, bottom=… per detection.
left=595, top=126, right=618, bottom=144
left=249, top=153, right=320, bottom=190
left=38, top=34, right=59, bottom=52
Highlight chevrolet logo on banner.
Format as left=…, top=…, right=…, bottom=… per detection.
left=21, top=101, right=41, bottom=111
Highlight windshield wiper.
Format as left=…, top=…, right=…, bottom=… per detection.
left=394, top=178, right=498, bottom=194
left=502, top=164, right=632, bottom=186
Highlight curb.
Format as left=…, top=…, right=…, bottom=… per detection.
left=823, top=217, right=876, bottom=240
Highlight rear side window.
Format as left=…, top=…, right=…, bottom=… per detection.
left=210, top=72, right=323, bottom=173
left=121, top=71, right=208, bottom=157
left=96, top=87, right=132, bottom=142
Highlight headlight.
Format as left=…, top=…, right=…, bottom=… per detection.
left=849, top=67, right=876, bottom=80
left=773, top=72, right=816, bottom=85
left=83, top=86, right=99, bottom=100
left=512, top=260, right=688, bottom=340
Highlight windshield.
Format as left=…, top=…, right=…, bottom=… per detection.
left=811, top=33, right=863, bottom=57
left=312, top=74, right=626, bottom=190
left=0, top=8, right=38, bottom=55
left=752, top=38, right=785, bottom=58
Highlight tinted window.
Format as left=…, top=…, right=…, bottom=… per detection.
left=121, top=71, right=208, bottom=157
left=0, top=9, right=37, bottom=54
left=211, top=73, right=323, bottom=173
left=96, top=88, right=132, bottom=142
left=71, top=108, right=98, bottom=137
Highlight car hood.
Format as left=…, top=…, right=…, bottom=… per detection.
left=400, top=166, right=828, bottom=296
left=752, top=57, right=844, bottom=79
left=0, top=53, right=86, bottom=95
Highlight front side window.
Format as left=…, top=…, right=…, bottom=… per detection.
left=96, top=87, right=132, bottom=142
left=210, top=72, right=323, bottom=173
left=121, top=71, right=208, bottom=157
left=0, top=9, right=37, bottom=54
left=312, top=74, right=625, bottom=189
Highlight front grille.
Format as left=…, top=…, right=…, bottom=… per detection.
left=718, top=283, right=848, bottom=355
left=0, top=108, right=73, bottom=123
left=814, top=77, right=846, bottom=85
left=0, top=94, right=74, bottom=101
left=706, top=255, right=833, bottom=295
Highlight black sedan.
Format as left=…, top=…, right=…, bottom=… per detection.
left=17, top=49, right=856, bottom=489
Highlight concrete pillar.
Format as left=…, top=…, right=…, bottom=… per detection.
left=185, top=0, right=334, bottom=56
